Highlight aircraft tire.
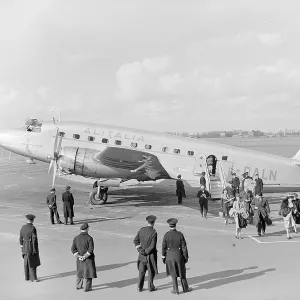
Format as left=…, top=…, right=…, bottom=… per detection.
left=89, top=188, right=108, bottom=205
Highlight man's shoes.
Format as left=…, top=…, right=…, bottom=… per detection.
left=258, top=233, right=261, bottom=236
left=171, top=290, right=179, bottom=295
left=84, top=288, right=92, bottom=292
left=64, top=223, right=68, bottom=225
left=183, top=287, right=193, bottom=293
left=149, top=287, right=157, bottom=292
left=58, top=221, right=63, bottom=224
left=70, top=222, right=74, bottom=225
left=51, top=222, right=55, bottom=225
left=137, top=288, right=143, bottom=292
left=32, top=279, right=39, bottom=282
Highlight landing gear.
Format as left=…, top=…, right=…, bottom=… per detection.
left=89, top=186, right=109, bottom=205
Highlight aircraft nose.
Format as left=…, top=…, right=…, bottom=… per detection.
left=0, top=129, right=21, bottom=151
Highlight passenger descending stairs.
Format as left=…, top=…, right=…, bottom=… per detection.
left=209, top=162, right=227, bottom=199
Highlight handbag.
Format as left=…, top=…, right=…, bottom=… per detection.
left=265, top=215, right=272, bottom=226
left=238, top=213, right=247, bottom=228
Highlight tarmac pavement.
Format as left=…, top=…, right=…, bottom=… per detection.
left=0, top=152, right=299, bottom=300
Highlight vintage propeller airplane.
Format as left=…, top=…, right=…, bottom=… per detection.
left=0, top=118, right=300, bottom=204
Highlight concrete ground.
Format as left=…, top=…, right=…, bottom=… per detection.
left=0, top=152, right=298, bottom=300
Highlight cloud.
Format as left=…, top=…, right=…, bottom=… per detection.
left=36, top=86, right=49, bottom=99
left=114, top=56, right=171, bottom=101
left=257, top=33, right=283, bottom=45
left=0, top=86, right=18, bottom=104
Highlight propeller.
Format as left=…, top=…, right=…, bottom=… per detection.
left=48, top=128, right=63, bottom=187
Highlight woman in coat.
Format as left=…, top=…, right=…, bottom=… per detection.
left=220, top=184, right=235, bottom=225
left=279, top=197, right=297, bottom=239
left=231, top=195, right=248, bottom=239
left=251, top=195, right=270, bottom=236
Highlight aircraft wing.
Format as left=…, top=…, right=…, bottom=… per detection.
left=94, top=147, right=171, bottom=180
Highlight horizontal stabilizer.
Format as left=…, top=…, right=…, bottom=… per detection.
left=293, top=149, right=300, bottom=160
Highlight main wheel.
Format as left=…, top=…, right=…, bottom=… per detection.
left=89, top=188, right=108, bottom=205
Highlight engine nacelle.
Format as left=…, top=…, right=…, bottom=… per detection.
left=57, top=147, right=121, bottom=179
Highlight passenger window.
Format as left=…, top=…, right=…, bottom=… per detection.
left=115, top=140, right=122, bottom=145
left=102, top=138, right=109, bottom=143
left=73, top=134, right=80, bottom=139
left=145, top=144, right=152, bottom=150
left=88, top=136, right=95, bottom=142
left=131, top=142, right=138, bottom=148
left=187, top=151, right=194, bottom=156
left=162, top=147, right=168, bottom=152
left=173, top=149, right=180, bottom=154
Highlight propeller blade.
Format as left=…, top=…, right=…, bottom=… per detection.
left=48, top=159, right=54, bottom=174
left=53, top=128, right=59, bottom=155
left=52, top=161, right=57, bottom=187
left=54, top=134, right=63, bottom=158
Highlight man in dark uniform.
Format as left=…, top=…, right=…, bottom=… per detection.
left=71, top=223, right=97, bottom=292
left=162, top=218, right=192, bottom=295
left=46, top=188, right=63, bottom=224
left=62, top=186, right=75, bottom=225
left=254, top=174, right=264, bottom=196
left=19, top=214, right=41, bottom=282
left=197, top=185, right=210, bottom=218
left=231, top=172, right=240, bottom=196
left=200, top=172, right=206, bottom=188
left=133, top=215, right=158, bottom=292
left=176, top=175, right=186, bottom=204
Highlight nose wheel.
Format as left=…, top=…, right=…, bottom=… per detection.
left=89, top=187, right=108, bottom=205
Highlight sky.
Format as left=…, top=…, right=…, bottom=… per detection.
left=0, top=0, right=300, bottom=132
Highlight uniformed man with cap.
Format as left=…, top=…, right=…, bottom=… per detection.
left=19, top=214, right=41, bottom=282
left=46, top=188, right=63, bottom=225
left=200, top=172, right=206, bottom=188
left=162, top=218, right=192, bottom=294
left=62, top=186, right=75, bottom=225
left=71, top=223, right=97, bottom=292
left=231, top=172, right=240, bottom=196
left=176, top=175, right=186, bottom=205
left=133, top=215, right=158, bottom=292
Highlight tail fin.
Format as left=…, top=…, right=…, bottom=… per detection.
left=293, top=149, right=300, bottom=160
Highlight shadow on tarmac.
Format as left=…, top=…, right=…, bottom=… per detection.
left=73, top=216, right=131, bottom=225
left=39, top=261, right=136, bottom=281
left=91, top=266, right=275, bottom=292
left=149, top=267, right=275, bottom=293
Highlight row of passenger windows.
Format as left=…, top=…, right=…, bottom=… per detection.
left=71, top=133, right=195, bottom=156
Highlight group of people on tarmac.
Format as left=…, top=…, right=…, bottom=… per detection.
left=20, top=185, right=194, bottom=294
left=221, top=172, right=300, bottom=240
left=278, top=193, right=300, bottom=239
left=133, top=216, right=192, bottom=294
left=20, top=186, right=98, bottom=292
left=221, top=172, right=270, bottom=238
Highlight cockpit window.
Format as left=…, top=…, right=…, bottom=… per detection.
left=24, top=118, right=42, bottom=132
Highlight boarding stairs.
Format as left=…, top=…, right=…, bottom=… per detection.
left=209, top=161, right=227, bottom=199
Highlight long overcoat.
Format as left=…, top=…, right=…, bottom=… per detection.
left=133, top=226, right=158, bottom=276
left=251, top=196, right=270, bottom=226
left=162, top=229, right=188, bottom=279
left=254, top=178, right=264, bottom=195
left=71, top=232, right=97, bottom=279
left=176, top=179, right=186, bottom=198
left=62, top=191, right=74, bottom=218
left=19, top=223, right=41, bottom=268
